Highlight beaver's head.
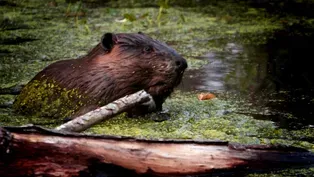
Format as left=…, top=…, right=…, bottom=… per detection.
left=92, top=32, right=187, bottom=107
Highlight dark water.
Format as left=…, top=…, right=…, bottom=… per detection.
left=180, top=24, right=314, bottom=129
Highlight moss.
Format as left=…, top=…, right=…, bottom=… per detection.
left=13, top=79, right=86, bottom=119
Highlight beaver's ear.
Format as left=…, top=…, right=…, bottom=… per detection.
left=138, top=31, right=145, bottom=35
left=101, top=33, right=117, bottom=52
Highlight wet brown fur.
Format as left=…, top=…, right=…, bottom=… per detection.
left=14, top=33, right=187, bottom=119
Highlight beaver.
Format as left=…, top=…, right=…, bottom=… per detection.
left=13, top=32, right=187, bottom=119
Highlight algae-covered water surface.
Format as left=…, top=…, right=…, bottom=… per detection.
left=1, top=0, right=314, bottom=176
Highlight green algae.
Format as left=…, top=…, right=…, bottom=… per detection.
left=0, top=112, right=62, bottom=128
left=247, top=167, right=314, bottom=177
left=0, top=0, right=311, bottom=134
left=87, top=91, right=314, bottom=152
left=0, top=0, right=313, bottom=150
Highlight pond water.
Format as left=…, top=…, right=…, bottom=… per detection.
left=181, top=28, right=314, bottom=130
left=1, top=0, right=314, bottom=176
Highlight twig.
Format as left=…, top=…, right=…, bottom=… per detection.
left=55, top=90, right=152, bottom=132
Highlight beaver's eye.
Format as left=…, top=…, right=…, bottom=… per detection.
left=143, top=46, right=153, bottom=53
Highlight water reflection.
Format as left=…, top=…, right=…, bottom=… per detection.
left=180, top=28, right=314, bottom=129
left=181, top=42, right=267, bottom=93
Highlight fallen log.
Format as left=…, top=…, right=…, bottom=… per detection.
left=1, top=125, right=314, bottom=177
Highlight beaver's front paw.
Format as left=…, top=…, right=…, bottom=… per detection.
left=150, top=110, right=170, bottom=122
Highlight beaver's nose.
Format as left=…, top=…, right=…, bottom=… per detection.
left=175, top=58, right=188, bottom=71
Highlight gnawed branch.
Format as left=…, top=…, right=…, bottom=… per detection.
left=55, top=90, right=152, bottom=132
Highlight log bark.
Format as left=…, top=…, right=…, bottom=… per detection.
left=55, top=90, right=152, bottom=132
left=1, top=125, right=314, bottom=177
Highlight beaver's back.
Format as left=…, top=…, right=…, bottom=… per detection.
left=13, top=59, right=91, bottom=118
